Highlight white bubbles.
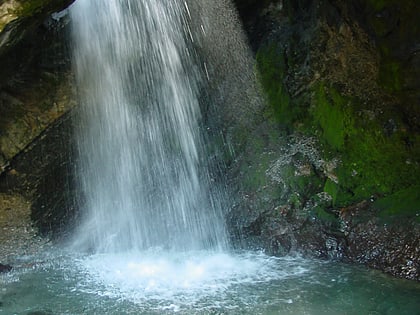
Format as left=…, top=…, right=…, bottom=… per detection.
left=2, top=249, right=420, bottom=314
left=75, top=250, right=309, bottom=308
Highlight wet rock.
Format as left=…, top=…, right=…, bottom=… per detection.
left=27, top=311, right=53, bottom=315
left=340, top=201, right=420, bottom=281
left=228, top=0, right=420, bottom=281
left=0, top=263, right=12, bottom=273
left=5, top=111, right=80, bottom=240
left=0, top=7, right=78, bottom=245
left=0, top=1, right=76, bottom=175
left=0, top=191, right=50, bottom=262
left=0, top=0, right=75, bottom=56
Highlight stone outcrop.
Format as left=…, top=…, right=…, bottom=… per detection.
left=0, top=1, right=77, bottom=249
left=0, top=0, right=75, bottom=173
left=227, top=0, right=420, bottom=280
left=0, top=0, right=75, bottom=55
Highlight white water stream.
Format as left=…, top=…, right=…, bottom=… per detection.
left=71, top=0, right=229, bottom=253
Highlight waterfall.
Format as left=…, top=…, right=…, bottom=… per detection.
left=70, top=0, right=229, bottom=253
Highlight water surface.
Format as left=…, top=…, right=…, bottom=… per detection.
left=1, top=249, right=419, bottom=314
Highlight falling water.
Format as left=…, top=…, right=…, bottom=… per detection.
left=71, top=0, right=228, bottom=253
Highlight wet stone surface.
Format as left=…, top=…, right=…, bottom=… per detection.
left=0, top=193, right=50, bottom=265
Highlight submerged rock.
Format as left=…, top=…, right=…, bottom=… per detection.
left=26, top=311, right=53, bottom=315
left=0, top=263, right=12, bottom=273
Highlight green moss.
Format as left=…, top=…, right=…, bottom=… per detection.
left=256, top=41, right=419, bottom=215
left=312, top=83, right=353, bottom=151
left=338, top=127, right=420, bottom=205
left=324, top=178, right=339, bottom=206
left=254, top=3, right=420, bottom=218
left=241, top=146, right=271, bottom=191
left=310, top=82, right=420, bottom=208
left=281, top=163, right=323, bottom=200
left=309, top=193, right=339, bottom=224
left=378, top=61, right=402, bottom=92
left=374, top=186, right=420, bottom=221
left=366, top=0, right=388, bottom=11
left=289, top=192, right=302, bottom=209
left=17, top=0, right=53, bottom=17
left=314, top=207, right=338, bottom=223
left=242, top=166, right=268, bottom=191
left=256, top=43, right=303, bottom=128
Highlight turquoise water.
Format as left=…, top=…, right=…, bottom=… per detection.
left=1, top=249, right=419, bottom=315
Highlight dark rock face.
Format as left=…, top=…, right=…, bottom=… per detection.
left=0, top=0, right=75, bottom=55
left=0, top=5, right=76, bottom=173
left=1, top=110, right=79, bottom=239
left=228, top=0, right=420, bottom=280
left=29, top=113, right=79, bottom=238
left=0, top=1, right=77, bottom=240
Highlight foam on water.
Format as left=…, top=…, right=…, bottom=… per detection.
left=2, top=250, right=420, bottom=314
left=74, top=250, right=309, bottom=308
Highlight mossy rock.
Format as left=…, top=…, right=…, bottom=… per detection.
left=255, top=24, right=419, bottom=218
left=256, top=43, right=300, bottom=129
left=311, top=82, right=420, bottom=208
left=311, top=83, right=353, bottom=152
left=374, top=186, right=420, bottom=221
left=324, top=178, right=339, bottom=206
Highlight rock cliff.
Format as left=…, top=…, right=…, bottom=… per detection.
left=228, top=0, right=419, bottom=280
left=0, top=0, right=77, bottom=255
left=0, top=0, right=75, bottom=173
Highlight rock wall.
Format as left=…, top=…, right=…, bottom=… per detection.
left=0, top=1, right=77, bottom=241
left=227, top=0, right=419, bottom=280
left=0, top=0, right=75, bottom=173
